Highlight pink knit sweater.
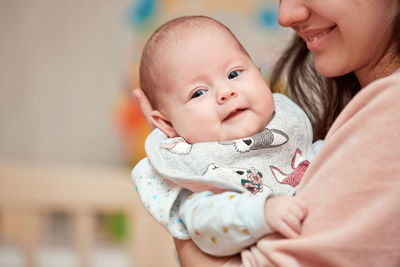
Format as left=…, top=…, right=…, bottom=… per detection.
left=224, top=70, right=400, bottom=267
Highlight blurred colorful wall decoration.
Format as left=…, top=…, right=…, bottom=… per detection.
left=115, top=0, right=293, bottom=166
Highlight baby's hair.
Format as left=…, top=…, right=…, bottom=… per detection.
left=139, top=15, right=250, bottom=109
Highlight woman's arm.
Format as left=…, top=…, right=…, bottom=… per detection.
left=174, top=238, right=237, bottom=267
left=237, top=73, right=400, bottom=267
left=136, top=74, right=400, bottom=266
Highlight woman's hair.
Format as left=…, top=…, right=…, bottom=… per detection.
left=270, top=1, right=400, bottom=141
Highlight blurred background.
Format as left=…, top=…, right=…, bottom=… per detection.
left=0, top=0, right=292, bottom=266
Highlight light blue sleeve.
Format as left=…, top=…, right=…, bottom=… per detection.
left=131, top=158, right=191, bottom=239
left=179, top=191, right=272, bottom=256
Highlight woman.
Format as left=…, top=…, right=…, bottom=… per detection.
left=134, top=0, right=400, bottom=266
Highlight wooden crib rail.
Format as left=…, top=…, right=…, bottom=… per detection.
left=0, top=161, right=177, bottom=267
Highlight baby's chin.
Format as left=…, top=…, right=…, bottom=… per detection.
left=219, top=126, right=266, bottom=142
left=184, top=123, right=267, bottom=143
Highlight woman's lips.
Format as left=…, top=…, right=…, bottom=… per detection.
left=303, top=25, right=337, bottom=51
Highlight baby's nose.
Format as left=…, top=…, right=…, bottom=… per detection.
left=217, top=89, right=237, bottom=104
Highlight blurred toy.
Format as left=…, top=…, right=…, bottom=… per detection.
left=114, top=62, right=150, bottom=166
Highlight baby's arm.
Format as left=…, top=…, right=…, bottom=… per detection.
left=179, top=192, right=308, bottom=257
left=134, top=158, right=307, bottom=255
left=132, top=158, right=191, bottom=239
left=179, top=191, right=272, bottom=256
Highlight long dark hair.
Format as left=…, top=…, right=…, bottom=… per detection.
left=270, top=2, right=400, bottom=141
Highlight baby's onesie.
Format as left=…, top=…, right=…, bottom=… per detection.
left=132, top=93, right=322, bottom=256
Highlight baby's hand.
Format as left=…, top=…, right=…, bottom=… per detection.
left=264, top=195, right=308, bottom=238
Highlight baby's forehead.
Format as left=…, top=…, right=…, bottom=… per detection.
left=157, top=27, right=242, bottom=64
left=160, top=21, right=236, bottom=49
left=147, top=18, right=249, bottom=93
left=153, top=26, right=249, bottom=79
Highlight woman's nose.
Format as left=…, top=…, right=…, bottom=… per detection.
left=278, top=0, right=310, bottom=28
left=217, top=87, right=237, bottom=104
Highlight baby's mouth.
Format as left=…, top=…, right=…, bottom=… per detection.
left=223, top=108, right=247, bottom=122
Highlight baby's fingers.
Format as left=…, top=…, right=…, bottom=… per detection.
left=276, top=218, right=300, bottom=239
left=291, top=200, right=308, bottom=221
left=283, top=214, right=302, bottom=236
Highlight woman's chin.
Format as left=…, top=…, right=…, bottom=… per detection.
left=316, top=65, right=344, bottom=78
left=314, top=58, right=353, bottom=78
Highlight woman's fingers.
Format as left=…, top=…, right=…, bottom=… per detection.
left=132, top=88, right=155, bottom=129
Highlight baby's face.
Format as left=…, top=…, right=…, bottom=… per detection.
left=156, top=28, right=274, bottom=143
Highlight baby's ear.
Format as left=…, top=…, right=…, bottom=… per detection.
left=150, top=110, right=178, bottom=138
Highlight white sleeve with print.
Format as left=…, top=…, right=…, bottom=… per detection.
left=179, top=190, right=272, bottom=256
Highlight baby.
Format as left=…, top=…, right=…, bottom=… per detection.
left=132, top=15, right=321, bottom=256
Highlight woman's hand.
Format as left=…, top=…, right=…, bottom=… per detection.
left=132, top=88, right=155, bottom=130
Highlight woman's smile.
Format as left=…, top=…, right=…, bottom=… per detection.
left=302, top=25, right=337, bottom=52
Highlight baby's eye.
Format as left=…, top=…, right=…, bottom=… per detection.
left=191, top=89, right=207, bottom=99
left=228, top=70, right=241, bottom=79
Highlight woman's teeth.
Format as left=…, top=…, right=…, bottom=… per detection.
left=307, top=25, right=336, bottom=42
